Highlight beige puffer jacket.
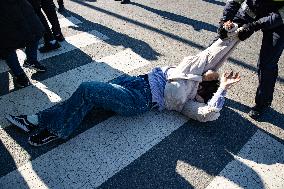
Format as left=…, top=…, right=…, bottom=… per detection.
left=164, top=34, right=240, bottom=121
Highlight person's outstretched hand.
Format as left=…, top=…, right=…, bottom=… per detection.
left=220, top=71, right=241, bottom=90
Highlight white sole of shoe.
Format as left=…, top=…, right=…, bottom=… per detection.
left=6, top=115, right=29, bottom=132
left=23, top=64, right=46, bottom=72
left=28, top=135, right=58, bottom=147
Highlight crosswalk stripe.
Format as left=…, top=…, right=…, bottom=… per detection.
left=0, top=49, right=149, bottom=129
left=0, top=29, right=108, bottom=74
left=0, top=110, right=188, bottom=189
left=48, top=16, right=82, bottom=28
left=205, top=130, right=284, bottom=189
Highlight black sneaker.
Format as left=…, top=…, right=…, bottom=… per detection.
left=6, top=115, right=37, bottom=132
left=248, top=104, right=270, bottom=120
left=15, top=73, right=31, bottom=88
left=28, top=129, right=59, bottom=146
left=23, top=60, right=46, bottom=72
left=121, top=0, right=130, bottom=4
left=39, top=41, right=61, bottom=53
left=54, top=33, right=65, bottom=42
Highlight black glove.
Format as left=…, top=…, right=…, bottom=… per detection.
left=217, top=20, right=228, bottom=39
left=238, top=22, right=260, bottom=41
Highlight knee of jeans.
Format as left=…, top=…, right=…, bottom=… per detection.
left=78, top=81, right=105, bottom=95
left=78, top=82, right=93, bottom=91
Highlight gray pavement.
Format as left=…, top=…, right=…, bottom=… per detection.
left=0, top=0, right=283, bottom=188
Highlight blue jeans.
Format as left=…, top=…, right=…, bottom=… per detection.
left=38, top=75, right=153, bottom=139
left=5, top=40, right=39, bottom=76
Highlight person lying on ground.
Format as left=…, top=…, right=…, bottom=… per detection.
left=6, top=70, right=240, bottom=147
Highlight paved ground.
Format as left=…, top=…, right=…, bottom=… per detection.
left=0, top=0, right=283, bottom=188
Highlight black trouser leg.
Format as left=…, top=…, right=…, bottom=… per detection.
left=255, top=25, right=284, bottom=107
left=27, top=0, right=54, bottom=43
left=38, top=10, right=55, bottom=43
left=41, top=0, right=62, bottom=35
left=57, top=0, right=64, bottom=7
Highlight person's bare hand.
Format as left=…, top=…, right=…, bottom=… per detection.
left=220, top=71, right=241, bottom=90
left=223, top=20, right=234, bottom=31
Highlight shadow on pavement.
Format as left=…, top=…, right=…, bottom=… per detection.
left=202, top=0, right=226, bottom=6
left=131, top=2, right=218, bottom=32
left=60, top=9, right=160, bottom=61
left=98, top=98, right=283, bottom=189
left=70, top=0, right=206, bottom=49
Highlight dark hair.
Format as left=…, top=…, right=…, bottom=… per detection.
left=197, top=80, right=220, bottom=103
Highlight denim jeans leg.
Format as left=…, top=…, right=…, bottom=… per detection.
left=38, top=76, right=152, bottom=139
left=5, top=50, right=25, bottom=76
left=25, top=40, right=39, bottom=63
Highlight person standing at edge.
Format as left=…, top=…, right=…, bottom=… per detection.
left=0, top=0, right=46, bottom=87
left=41, top=0, right=65, bottom=42
left=217, top=0, right=284, bottom=119
left=27, top=0, right=62, bottom=53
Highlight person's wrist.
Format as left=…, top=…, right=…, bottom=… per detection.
left=220, top=83, right=228, bottom=90
left=251, top=21, right=261, bottom=31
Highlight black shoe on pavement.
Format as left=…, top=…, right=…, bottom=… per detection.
left=6, top=115, right=37, bottom=132
left=39, top=41, right=61, bottom=53
left=15, top=73, right=31, bottom=88
left=28, top=129, right=59, bottom=146
left=54, top=33, right=65, bottom=42
left=121, top=0, right=131, bottom=4
left=23, top=60, right=46, bottom=72
left=248, top=104, right=270, bottom=120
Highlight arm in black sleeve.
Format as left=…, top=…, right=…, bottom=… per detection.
left=222, top=0, right=245, bottom=21
left=255, top=6, right=284, bottom=31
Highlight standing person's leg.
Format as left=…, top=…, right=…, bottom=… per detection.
left=23, top=39, right=46, bottom=72
left=5, top=50, right=30, bottom=87
left=41, top=0, right=64, bottom=41
left=23, top=75, right=152, bottom=146
left=28, top=0, right=54, bottom=45
left=249, top=25, right=284, bottom=119
left=57, top=0, right=64, bottom=12
left=37, top=10, right=54, bottom=45
left=29, top=0, right=61, bottom=53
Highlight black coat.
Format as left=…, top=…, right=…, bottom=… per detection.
left=222, top=0, right=284, bottom=30
left=0, top=0, right=44, bottom=55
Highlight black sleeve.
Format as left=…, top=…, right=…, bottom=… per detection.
left=255, top=6, right=284, bottom=30
left=222, top=0, right=245, bottom=21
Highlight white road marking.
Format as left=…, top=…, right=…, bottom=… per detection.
left=205, top=130, right=284, bottom=189
left=48, top=16, right=82, bottom=28
left=0, top=111, right=188, bottom=189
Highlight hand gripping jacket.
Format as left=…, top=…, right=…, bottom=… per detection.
left=223, top=0, right=284, bottom=30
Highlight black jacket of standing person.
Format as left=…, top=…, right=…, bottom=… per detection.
left=0, top=0, right=44, bottom=57
left=218, top=0, right=284, bottom=119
